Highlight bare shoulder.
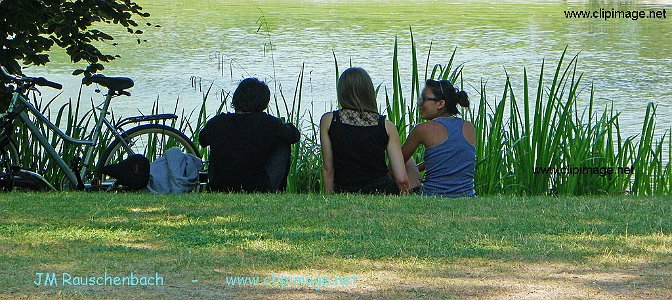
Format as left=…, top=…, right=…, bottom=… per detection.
left=461, top=119, right=476, bottom=145
left=321, top=111, right=333, bottom=120
left=404, top=122, right=436, bottom=146
left=421, top=120, right=442, bottom=130
left=413, top=120, right=443, bottom=135
left=319, top=112, right=334, bottom=134
left=320, top=112, right=333, bottom=124
left=384, top=120, right=398, bottom=134
left=462, top=119, right=475, bottom=128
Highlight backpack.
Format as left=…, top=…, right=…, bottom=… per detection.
left=102, top=154, right=150, bottom=190
left=147, top=147, right=203, bottom=194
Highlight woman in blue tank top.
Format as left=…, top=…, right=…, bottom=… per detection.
left=401, top=79, right=476, bottom=197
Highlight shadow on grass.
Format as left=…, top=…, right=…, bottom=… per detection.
left=1, top=193, right=671, bottom=298
left=2, top=193, right=671, bottom=262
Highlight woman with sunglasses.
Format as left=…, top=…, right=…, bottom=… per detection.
left=402, top=79, right=476, bottom=197
left=320, top=67, right=409, bottom=194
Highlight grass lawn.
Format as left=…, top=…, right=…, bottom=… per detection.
left=0, top=193, right=670, bottom=299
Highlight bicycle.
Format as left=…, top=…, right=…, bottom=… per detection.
left=0, top=66, right=199, bottom=191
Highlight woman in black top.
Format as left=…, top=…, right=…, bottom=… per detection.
left=319, top=67, right=409, bottom=194
left=199, top=78, right=300, bottom=192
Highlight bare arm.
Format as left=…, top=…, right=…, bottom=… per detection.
left=320, top=113, right=335, bottom=194
left=402, top=123, right=427, bottom=172
left=385, top=121, right=409, bottom=194
left=401, top=123, right=425, bottom=162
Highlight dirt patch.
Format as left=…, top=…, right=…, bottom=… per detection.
left=219, top=259, right=672, bottom=299
left=2, top=259, right=669, bottom=299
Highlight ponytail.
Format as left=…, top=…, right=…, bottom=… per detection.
left=456, top=90, right=469, bottom=108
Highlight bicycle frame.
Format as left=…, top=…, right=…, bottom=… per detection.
left=7, top=90, right=133, bottom=188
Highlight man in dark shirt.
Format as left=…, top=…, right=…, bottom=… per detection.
left=199, top=78, right=300, bottom=192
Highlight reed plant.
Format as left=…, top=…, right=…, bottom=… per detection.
left=7, top=31, right=670, bottom=195
left=11, top=88, right=115, bottom=188
left=366, top=33, right=669, bottom=196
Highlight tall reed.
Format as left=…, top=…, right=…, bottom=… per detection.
left=8, top=31, right=670, bottom=195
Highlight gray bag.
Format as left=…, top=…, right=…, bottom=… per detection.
left=147, top=147, right=203, bottom=194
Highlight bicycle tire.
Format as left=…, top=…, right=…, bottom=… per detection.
left=12, top=170, right=55, bottom=191
left=1, top=141, right=53, bottom=192
left=97, top=124, right=199, bottom=185
left=0, top=139, right=19, bottom=167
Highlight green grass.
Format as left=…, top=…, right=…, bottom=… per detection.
left=1, top=193, right=670, bottom=298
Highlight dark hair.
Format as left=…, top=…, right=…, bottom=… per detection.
left=231, top=78, right=271, bottom=113
left=425, top=79, right=469, bottom=115
left=337, top=67, right=378, bottom=113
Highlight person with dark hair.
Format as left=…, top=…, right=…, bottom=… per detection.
left=401, top=79, right=476, bottom=197
left=320, top=67, right=409, bottom=194
left=199, top=78, right=300, bottom=192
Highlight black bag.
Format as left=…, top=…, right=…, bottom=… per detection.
left=102, top=154, right=150, bottom=190
left=0, top=170, right=12, bottom=191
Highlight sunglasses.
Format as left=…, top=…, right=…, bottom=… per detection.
left=421, top=96, right=442, bottom=102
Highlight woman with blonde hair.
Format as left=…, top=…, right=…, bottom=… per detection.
left=320, top=67, right=409, bottom=194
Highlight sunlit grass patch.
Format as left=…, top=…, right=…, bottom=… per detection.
left=1, top=193, right=670, bottom=298
left=128, top=206, right=167, bottom=213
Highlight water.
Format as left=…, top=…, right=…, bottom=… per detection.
left=27, top=0, right=672, bottom=142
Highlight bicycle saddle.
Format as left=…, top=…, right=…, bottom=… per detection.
left=83, top=74, right=134, bottom=91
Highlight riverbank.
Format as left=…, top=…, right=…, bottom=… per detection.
left=1, top=193, right=670, bottom=299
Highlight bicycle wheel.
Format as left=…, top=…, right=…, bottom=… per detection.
left=0, top=140, right=54, bottom=191
left=0, top=139, right=19, bottom=167
left=98, top=124, right=199, bottom=186
left=0, top=140, right=18, bottom=191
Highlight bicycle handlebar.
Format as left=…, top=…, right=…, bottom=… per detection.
left=1, top=66, right=62, bottom=90
left=32, top=77, right=63, bottom=90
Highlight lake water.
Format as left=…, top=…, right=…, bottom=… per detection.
left=29, top=0, right=672, bottom=142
